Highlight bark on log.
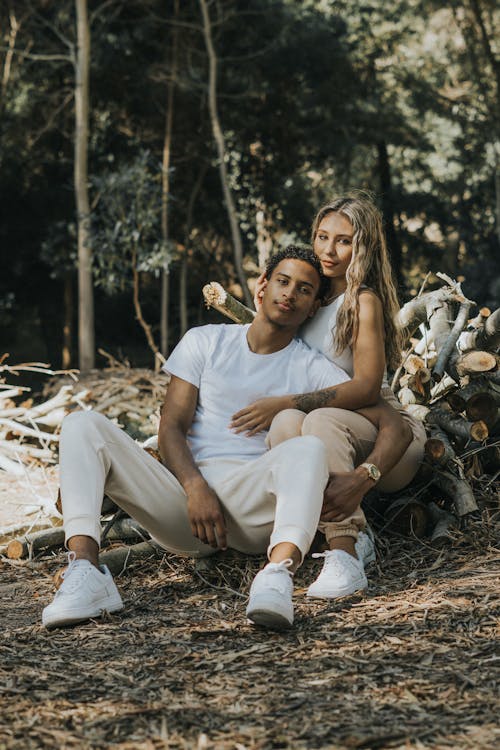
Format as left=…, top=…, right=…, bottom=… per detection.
left=432, top=301, right=472, bottom=382
left=427, top=502, right=458, bottom=544
left=429, top=405, right=489, bottom=442
left=6, top=527, right=65, bottom=559
left=432, top=470, right=478, bottom=516
left=424, top=426, right=457, bottom=467
left=457, top=307, right=500, bottom=353
left=202, top=282, right=255, bottom=324
left=396, top=288, right=457, bottom=338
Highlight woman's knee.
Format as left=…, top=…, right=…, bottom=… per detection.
left=268, top=409, right=305, bottom=447
left=302, top=407, right=351, bottom=437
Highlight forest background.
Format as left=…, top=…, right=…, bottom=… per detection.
left=1, top=0, right=499, bottom=372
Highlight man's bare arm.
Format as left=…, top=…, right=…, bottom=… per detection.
left=159, top=376, right=227, bottom=549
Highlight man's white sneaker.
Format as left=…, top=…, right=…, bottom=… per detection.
left=246, top=559, right=294, bottom=629
left=42, top=552, right=124, bottom=628
left=306, top=549, right=368, bottom=599
left=355, top=529, right=376, bottom=566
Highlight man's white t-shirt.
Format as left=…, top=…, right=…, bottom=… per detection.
left=163, top=324, right=349, bottom=463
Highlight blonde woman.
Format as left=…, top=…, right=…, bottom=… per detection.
left=231, top=193, right=426, bottom=599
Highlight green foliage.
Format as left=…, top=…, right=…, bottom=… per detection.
left=1, top=0, right=499, bottom=363
left=91, top=151, right=167, bottom=293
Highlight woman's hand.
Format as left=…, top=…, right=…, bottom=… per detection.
left=230, top=395, right=291, bottom=435
left=320, top=470, right=370, bottom=522
left=253, top=271, right=267, bottom=311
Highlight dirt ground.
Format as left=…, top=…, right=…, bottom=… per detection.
left=0, top=511, right=498, bottom=750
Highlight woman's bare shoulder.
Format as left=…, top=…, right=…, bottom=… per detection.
left=358, top=288, right=383, bottom=318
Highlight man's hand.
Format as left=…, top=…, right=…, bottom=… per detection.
left=230, top=395, right=290, bottom=435
left=186, top=479, right=228, bottom=549
left=320, top=469, right=371, bottom=522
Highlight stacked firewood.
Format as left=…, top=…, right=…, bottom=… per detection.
left=0, top=354, right=168, bottom=477
left=203, top=273, right=500, bottom=541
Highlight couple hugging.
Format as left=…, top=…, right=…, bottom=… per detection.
left=43, top=194, right=425, bottom=630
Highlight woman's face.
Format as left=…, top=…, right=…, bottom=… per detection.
left=313, top=212, right=354, bottom=281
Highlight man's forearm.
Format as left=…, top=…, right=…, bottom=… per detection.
left=159, top=424, right=209, bottom=493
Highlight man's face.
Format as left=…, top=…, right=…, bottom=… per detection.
left=260, top=258, right=321, bottom=329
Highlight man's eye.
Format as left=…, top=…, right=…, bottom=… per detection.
left=300, top=287, right=311, bottom=294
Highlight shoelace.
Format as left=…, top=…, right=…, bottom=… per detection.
left=312, top=550, right=357, bottom=574
left=261, top=558, right=293, bottom=591
left=56, top=551, right=93, bottom=596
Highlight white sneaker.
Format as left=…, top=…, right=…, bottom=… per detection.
left=42, top=552, right=124, bottom=628
left=355, top=528, right=376, bottom=566
left=246, top=559, right=294, bottom=629
left=306, top=549, right=368, bottom=599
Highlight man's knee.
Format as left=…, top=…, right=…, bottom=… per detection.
left=285, top=434, right=328, bottom=464
left=61, top=410, right=109, bottom=440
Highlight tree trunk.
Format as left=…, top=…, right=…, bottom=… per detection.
left=198, top=0, right=253, bottom=307
left=74, top=0, right=94, bottom=371
left=377, top=140, right=403, bottom=287
left=180, top=162, right=208, bottom=337
left=62, top=271, right=73, bottom=369
left=160, top=0, right=180, bottom=360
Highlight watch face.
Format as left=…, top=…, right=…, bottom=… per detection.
left=364, top=464, right=381, bottom=481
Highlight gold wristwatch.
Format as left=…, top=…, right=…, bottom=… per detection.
left=359, top=462, right=381, bottom=483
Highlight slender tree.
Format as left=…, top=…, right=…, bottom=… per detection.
left=198, top=0, right=252, bottom=306
left=74, top=0, right=94, bottom=370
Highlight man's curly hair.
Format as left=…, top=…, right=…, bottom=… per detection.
left=265, top=244, right=329, bottom=301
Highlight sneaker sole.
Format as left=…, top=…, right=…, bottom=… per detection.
left=246, top=596, right=293, bottom=630
left=306, top=578, right=367, bottom=600
left=42, top=596, right=124, bottom=628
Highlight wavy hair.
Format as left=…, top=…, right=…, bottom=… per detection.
left=311, top=192, right=403, bottom=369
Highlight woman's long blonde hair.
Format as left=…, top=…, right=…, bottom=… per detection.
left=311, top=192, right=403, bottom=370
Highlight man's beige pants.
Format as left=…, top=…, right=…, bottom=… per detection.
left=59, top=411, right=329, bottom=562
left=268, top=393, right=426, bottom=543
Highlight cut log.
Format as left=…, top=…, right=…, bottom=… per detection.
left=457, top=307, right=500, bottom=353
left=429, top=405, right=488, bottom=442
left=6, top=527, right=65, bottom=559
left=427, top=502, right=458, bottom=544
left=383, top=497, right=429, bottom=538
left=432, top=301, right=472, bottom=382
left=467, top=307, right=491, bottom=330
left=431, top=470, right=478, bottom=516
left=397, top=288, right=457, bottom=338
left=202, top=282, right=255, bottom=324
left=424, top=426, right=457, bottom=467
left=455, top=350, right=497, bottom=377
left=404, top=404, right=430, bottom=421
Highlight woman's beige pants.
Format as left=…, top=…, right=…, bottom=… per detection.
left=268, top=396, right=426, bottom=544
left=59, top=411, right=329, bottom=562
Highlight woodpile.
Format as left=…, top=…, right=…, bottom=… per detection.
left=203, top=272, right=500, bottom=542
left=0, top=352, right=169, bottom=477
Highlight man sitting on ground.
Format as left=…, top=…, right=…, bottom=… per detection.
left=42, top=246, right=409, bottom=630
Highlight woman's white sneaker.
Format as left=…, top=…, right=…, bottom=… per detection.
left=246, top=559, right=294, bottom=629
left=306, top=549, right=368, bottom=599
left=42, top=552, right=124, bottom=628
left=355, top=529, right=376, bottom=565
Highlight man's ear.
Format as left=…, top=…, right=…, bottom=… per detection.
left=307, top=298, right=321, bottom=318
